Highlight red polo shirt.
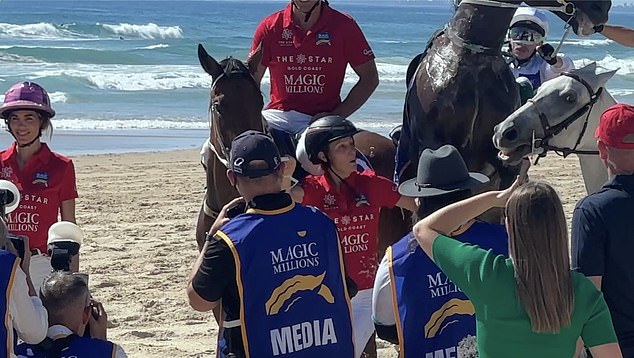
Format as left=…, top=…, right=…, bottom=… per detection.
left=301, top=170, right=400, bottom=290
left=0, top=143, right=78, bottom=252
left=251, top=3, right=375, bottom=116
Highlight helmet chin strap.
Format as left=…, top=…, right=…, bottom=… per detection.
left=6, top=127, right=42, bottom=148
left=17, top=135, right=40, bottom=148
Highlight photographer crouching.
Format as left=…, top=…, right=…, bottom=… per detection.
left=15, top=271, right=127, bottom=357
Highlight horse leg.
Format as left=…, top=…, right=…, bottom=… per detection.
left=361, top=333, right=378, bottom=358
left=195, top=199, right=216, bottom=251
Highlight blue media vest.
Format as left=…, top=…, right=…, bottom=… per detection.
left=388, top=221, right=508, bottom=358
left=15, top=334, right=115, bottom=358
left=1, top=250, right=19, bottom=358
left=218, top=203, right=354, bottom=358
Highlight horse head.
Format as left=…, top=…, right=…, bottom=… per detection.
left=197, top=44, right=265, bottom=161
left=493, top=62, right=617, bottom=165
left=524, top=0, right=610, bottom=36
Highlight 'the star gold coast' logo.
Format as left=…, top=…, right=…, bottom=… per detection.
left=265, top=272, right=334, bottom=315
left=424, top=298, right=475, bottom=338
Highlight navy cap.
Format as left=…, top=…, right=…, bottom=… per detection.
left=230, top=130, right=282, bottom=178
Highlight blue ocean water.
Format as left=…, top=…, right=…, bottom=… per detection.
left=0, top=0, right=633, bottom=154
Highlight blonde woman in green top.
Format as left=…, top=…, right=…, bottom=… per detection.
left=413, top=177, right=623, bottom=358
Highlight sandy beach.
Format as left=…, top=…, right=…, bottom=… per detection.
left=72, top=148, right=588, bottom=357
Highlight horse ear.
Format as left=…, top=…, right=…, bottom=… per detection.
left=198, top=44, right=223, bottom=78
left=577, top=62, right=597, bottom=75
left=246, top=42, right=263, bottom=77
left=594, top=69, right=618, bottom=89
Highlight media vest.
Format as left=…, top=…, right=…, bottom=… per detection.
left=217, top=203, right=354, bottom=358
left=15, top=334, right=115, bottom=358
left=388, top=221, right=508, bottom=358
left=1, top=250, right=19, bottom=358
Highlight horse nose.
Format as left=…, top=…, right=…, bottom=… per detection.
left=502, top=127, right=519, bottom=142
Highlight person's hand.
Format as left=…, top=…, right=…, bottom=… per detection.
left=593, top=25, right=604, bottom=33
left=88, top=299, right=108, bottom=340
left=536, top=43, right=558, bottom=65
left=20, top=235, right=32, bottom=275
left=210, top=197, right=245, bottom=235
left=494, top=159, right=530, bottom=207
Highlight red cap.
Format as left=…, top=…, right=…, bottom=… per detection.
left=595, top=104, right=634, bottom=149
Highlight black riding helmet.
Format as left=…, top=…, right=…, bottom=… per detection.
left=305, top=115, right=359, bottom=165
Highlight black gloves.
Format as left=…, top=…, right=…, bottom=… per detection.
left=537, top=43, right=558, bottom=66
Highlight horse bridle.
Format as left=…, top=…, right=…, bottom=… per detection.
left=207, top=66, right=267, bottom=168
left=530, top=72, right=603, bottom=158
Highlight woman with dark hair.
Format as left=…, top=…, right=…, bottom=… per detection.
left=413, top=178, right=623, bottom=357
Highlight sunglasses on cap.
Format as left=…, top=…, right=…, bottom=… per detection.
left=509, top=27, right=544, bottom=45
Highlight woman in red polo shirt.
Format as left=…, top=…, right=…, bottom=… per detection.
left=292, top=115, right=416, bottom=358
left=0, top=82, right=78, bottom=290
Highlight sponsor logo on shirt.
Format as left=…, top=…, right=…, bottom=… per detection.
left=270, top=317, right=338, bottom=356
left=266, top=272, right=339, bottom=356
left=424, top=298, right=474, bottom=338
left=32, top=171, right=49, bottom=187
left=265, top=272, right=334, bottom=316
left=282, top=28, right=293, bottom=41
left=427, top=270, right=462, bottom=298
left=270, top=242, right=321, bottom=275
left=316, top=32, right=331, bottom=46
left=323, top=194, right=336, bottom=209
left=363, top=48, right=373, bottom=56
left=278, top=28, right=294, bottom=47
left=1, top=166, right=13, bottom=179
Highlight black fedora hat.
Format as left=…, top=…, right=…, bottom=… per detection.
left=398, top=145, right=489, bottom=197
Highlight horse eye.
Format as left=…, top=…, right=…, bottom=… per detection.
left=564, top=93, right=576, bottom=103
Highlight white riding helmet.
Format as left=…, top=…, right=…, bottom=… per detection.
left=48, top=221, right=84, bottom=246
left=510, top=7, right=549, bottom=36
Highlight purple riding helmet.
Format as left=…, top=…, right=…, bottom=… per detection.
left=0, top=82, right=56, bottom=121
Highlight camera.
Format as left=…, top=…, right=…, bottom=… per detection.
left=7, top=234, right=25, bottom=260
left=0, top=180, right=20, bottom=217
left=47, top=221, right=83, bottom=272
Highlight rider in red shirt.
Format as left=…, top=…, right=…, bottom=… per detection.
left=0, top=82, right=78, bottom=291
left=292, top=115, right=416, bottom=358
left=249, top=0, right=379, bottom=176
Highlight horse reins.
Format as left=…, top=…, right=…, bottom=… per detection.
left=458, top=0, right=576, bottom=15
left=451, top=0, right=576, bottom=55
left=530, top=72, right=602, bottom=159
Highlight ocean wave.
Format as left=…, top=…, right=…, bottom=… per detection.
left=0, top=91, right=68, bottom=104
left=139, top=44, right=170, bottom=50
left=574, top=55, right=634, bottom=76
left=563, top=39, right=613, bottom=47
left=0, top=22, right=80, bottom=40
left=53, top=118, right=207, bottom=130
left=0, top=52, right=40, bottom=63
left=100, top=23, right=183, bottom=39
left=30, top=65, right=209, bottom=91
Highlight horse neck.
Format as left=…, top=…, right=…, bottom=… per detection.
left=448, top=2, right=520, bottom=51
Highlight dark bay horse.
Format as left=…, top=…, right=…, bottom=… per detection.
left=398, top=0, right=611, bottom=196
left=195, top=45, right=409, bottom=255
